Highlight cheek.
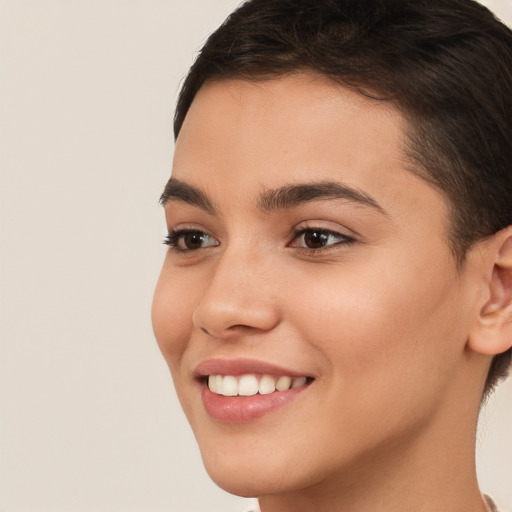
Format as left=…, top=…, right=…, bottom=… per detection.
left=151, top=266, right=197, bottom=374
left=274, top=258, right=467, bottom=462
left=286, top=255, right=464, bottom=391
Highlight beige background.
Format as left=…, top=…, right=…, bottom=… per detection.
left=0, top=1, right=511, bottom=511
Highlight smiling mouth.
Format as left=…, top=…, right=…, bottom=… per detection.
left=207, top=374, right=314, bottom=397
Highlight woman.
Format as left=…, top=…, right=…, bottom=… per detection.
left=152, top=1, right=512, bottom=510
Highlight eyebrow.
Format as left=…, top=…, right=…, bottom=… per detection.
left=160, top=178, right=386, bottom=216
left=257, top=181, right=387, bottom=214
left=160, top=178, right=216, bottom=214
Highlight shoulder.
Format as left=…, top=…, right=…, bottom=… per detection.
left=484, top=494, right=506, bottom=512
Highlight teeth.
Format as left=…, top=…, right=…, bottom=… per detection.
left=258, top=375, right=276, bottom=395
left=207, top=374, right=310, bottom=396
left=214, top=375, right=223, bottom=394
left=209, top=375, right=222, bottom=394
left=238, top=375, right=259, bottom=396
left=221, top=375, right=238, bottom=396
left=291, top=376, right=307, bottom=388
left=276, top=376, right=292, bottom=391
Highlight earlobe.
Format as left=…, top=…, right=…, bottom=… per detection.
left=468, top=228, right=512, bottom=356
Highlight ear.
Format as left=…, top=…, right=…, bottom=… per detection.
left=468, top=227, right=512, bottom=356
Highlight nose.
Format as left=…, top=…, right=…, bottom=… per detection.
left=192, top=247, right=281, bottom=339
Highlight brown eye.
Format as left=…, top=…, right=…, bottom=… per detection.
left=291, top=228, right=355, bottom=251
left=303, top=230, right=330, bottom=249
left=180, top=232, right=207, bottom=250
left=164, top=230, right=219, bottom=251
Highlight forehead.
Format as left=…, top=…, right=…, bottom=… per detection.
left=172, top=73, right=446, bottom=225
left=175, top=74, right=406, bottom=176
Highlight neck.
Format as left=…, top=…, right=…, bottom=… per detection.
left=259, top=382, right=487, bottom=512
left=258, top=441, right=485, bottom=512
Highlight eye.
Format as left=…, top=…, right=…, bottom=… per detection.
left=290, top=228, right=355, bottom=251
left=164, top=229, right=219, bottom=252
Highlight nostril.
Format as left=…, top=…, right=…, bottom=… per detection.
left=199, top=324, right=254, bottom=338
left=193, top=291, right=281, bottom=338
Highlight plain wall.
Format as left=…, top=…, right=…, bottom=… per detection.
left=0, top=1, right=510, bottom=511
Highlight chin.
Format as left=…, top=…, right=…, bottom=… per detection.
left=201, top=450, right=263, bottom=496
left=207, top=473, right=266, bottom=498
left=205, top=466, right=291, bottom=499
left=200, top=447, right=301, bottom=498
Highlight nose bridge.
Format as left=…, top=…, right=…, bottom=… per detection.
left=192, top=238, right=280, bottom=337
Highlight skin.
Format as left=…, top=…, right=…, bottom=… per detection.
left=152, top=74, right=512, bottom=512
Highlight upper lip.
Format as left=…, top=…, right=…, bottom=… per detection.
left=194, top=358, right=312, bottom=379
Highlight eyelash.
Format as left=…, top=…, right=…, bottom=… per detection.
left=164, top=229, right=219, bottom=252
left=290, top=227, right=356, bottom=255
left=163, top=227, right=356, bottom=254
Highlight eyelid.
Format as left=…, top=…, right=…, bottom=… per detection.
left=165, top=221, right=219, bottom=238
left=290, top=228, right=355, bottom=244
left=291, top=220, right=358, bottom=240
left=288, top=222, right=357, bottom=253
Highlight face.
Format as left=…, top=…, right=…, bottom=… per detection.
left=152, top=74, right=479, bottom=498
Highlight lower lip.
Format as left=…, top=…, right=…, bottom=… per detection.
left=201, top=383, right=309, bottom=423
